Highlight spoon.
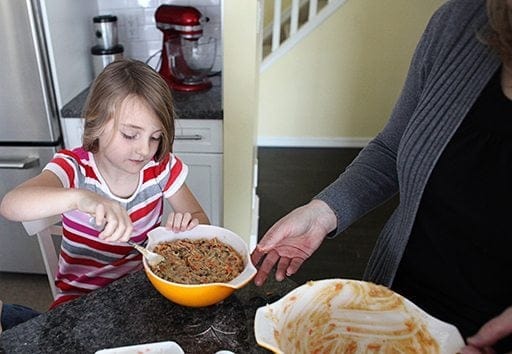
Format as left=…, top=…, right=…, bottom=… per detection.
left=127, top=240, right=165, bottom=267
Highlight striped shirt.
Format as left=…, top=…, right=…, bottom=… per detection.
left=44, top=147, right=188, bottom=308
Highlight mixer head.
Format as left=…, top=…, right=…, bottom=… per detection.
left=155, top=5, right=204, bottom=39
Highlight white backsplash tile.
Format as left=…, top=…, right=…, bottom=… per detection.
left=99, top=0, right=128, bottom=10
left=163, top=0, right=190, bottom=5
left=97, top=0, right=222, bottom=71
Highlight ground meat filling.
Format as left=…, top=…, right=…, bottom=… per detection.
left=151, top=238, right=245, bottom=284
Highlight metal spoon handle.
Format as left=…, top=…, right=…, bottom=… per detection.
left=127, top=240, right=145, bottom=253
left=127, top=240, right=164, bottom=266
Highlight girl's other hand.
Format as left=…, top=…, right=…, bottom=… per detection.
left=165, top=212, right=199, bottom=232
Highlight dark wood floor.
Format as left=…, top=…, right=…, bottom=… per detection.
left=256, top=147, right=397, bottom=285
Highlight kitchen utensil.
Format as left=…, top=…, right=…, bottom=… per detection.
left=93, top=15, right=118, bottom=49
left=155, top=5, right=216, bottom=92
left=127, top=240, right=164, bottom=267
left=254, top=279, right=465, bottom=354
left=91, top=44, right=124, bottom=77
left=90, top=14, right=123, bottom=77
left=142, top=225, right=257, bottom=307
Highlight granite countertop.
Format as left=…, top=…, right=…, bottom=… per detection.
left=61, top=75, right=223, bottom=120
left=0, top=271, right=296, bottom=353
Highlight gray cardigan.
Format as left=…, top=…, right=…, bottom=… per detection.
left=316, top=0, right=500, bottom=286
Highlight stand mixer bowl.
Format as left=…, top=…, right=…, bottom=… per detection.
left=166, top=37, right=217, bottom=86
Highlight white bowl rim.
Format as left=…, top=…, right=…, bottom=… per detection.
left=254, top=278, right=465, bottom=353
left=143, top=225, right=257, bottom=289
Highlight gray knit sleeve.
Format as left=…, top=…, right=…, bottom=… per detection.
left=314, top=1, right=453, bottom=235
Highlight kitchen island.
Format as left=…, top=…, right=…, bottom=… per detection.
left=0, top=270, right=294, bottom=353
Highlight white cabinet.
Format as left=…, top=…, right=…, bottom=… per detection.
left=60, top=118, right=223, bottom=226
left=177, top=152, right=223, bottom=226
left=171, top=119, right=223, bottom=226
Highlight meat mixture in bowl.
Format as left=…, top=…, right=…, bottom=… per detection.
left=151, top=238, right=245, bottom=284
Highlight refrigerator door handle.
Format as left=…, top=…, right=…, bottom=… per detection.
left=0, top=157, right=40, bottom=169
left=28, top=0, right=60, bottom=121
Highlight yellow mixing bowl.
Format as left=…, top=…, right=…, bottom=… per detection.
left=142, top=225, right=257, bottom=307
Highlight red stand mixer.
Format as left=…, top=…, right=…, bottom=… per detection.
left=155, top=5, right=217, bottom=92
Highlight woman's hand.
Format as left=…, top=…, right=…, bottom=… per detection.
left=460, top=306, right=512, bottom=354
left=251, top=199, right=337, bottom=286
left=77, top=190, right=133, bottom=242
left=165, top=212, right=199, bottom=232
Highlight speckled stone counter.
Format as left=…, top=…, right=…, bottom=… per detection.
left=60, top=75, right=223, bottom=120
left=0, top=271, right=296, bottom=353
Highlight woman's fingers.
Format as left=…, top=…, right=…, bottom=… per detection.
left=252, top=248, right=306, bottom=286
left=287, top=257, right=305, bottom=276
left=253, top=249, right=280, bottom=286
left=466, top=307, right=512, bottom=348
left=251, top=246, right=266, bottom=267
left=275, top=256, right=291, bottom=281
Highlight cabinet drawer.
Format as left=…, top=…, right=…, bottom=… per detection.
left=173, top=119, right=222, bottom=153
left=61, top=118, right=223, bottom=153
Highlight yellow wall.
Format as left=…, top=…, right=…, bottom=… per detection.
left=222, top=1, right=261, bottom=242
left=222, top=0, right=444, bottom=241
left=258, top=0, right=445, bottom=141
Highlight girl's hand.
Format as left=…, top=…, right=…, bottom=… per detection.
left=165, top=212, right=199, bottom=232
left=77, top=190, right=133, bottom=242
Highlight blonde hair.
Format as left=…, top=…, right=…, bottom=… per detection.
left=82, top=59, right=175, bottom=161
left=485, top=0, right=512, bottom=67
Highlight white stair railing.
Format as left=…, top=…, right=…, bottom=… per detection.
left=271, top=0, right=282, bottom=53
left=261, top=0, right=349, bottom=73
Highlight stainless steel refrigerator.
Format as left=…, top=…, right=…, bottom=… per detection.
left=0, top=1, right=62, bottom=273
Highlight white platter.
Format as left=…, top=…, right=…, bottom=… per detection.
left=95, top=341, right=184, bottom=354
left=254, top=279, right=465, bottom=354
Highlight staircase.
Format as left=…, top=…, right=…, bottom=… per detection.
left=261, top=0, right=349, bottom=73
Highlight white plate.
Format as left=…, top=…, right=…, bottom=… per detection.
left=95, top=341, right=184, bottom=354
left=254, top=279, right=465, bottom=354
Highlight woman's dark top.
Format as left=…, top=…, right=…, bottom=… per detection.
left=392, top=68, right=512, bottom=350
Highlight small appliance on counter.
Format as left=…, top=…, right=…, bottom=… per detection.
left=91, top=15, right=123, bottom=77
left=155, top=5, right=217, bottom=92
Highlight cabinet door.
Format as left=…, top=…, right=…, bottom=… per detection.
left=163, top=152, right=223, bottom=227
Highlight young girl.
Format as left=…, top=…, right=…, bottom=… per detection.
left=0, top=59, right=209, bottom=308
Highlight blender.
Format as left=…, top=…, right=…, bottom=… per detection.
left=155, top=5, right=217, bottom=92
left=90, top=15, right=124, bottom=77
